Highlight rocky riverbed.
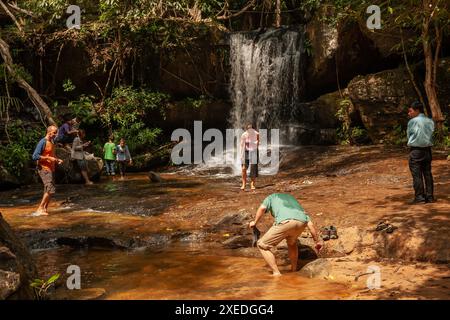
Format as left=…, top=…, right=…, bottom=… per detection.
left=0, top=145, right=449, bottom=300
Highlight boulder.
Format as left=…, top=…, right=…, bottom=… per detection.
left=347, top=67, right=418, bottom=143
left=0, top=212, right=37, bottom=299
left=54, top=147, right=103, bottom=184
left=305, top=6, right=400, bottom=99
left=283, top=91, right=351, bottom=145
left=222, top=235, right=253, bottom=249
left=0, top=270, right=21, bottom=299
left=148, top=171, right=163, bottom=183
left=0, top=165, right=20, bottom=191
left=210, top=211, right=251, bottom=233
left=298, top=258, right=332, bottom=279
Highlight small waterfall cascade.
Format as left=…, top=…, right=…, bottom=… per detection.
left=229, top=27, right=305, bottom=132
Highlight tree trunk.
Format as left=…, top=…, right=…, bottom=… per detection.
left=274, top=0, right=281, bottom=27
left=422, top=1, right=445, bottom=135
left=0, top=37, right=56, bottom=125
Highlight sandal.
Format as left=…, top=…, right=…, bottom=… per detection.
left=329, top=226, right=338, bottom=239
left=252, top=226, right=261, bottom=247
left=385, top=224, right=397, bottom=234
left=375, top=221, right=389, bottom=231
left=321, top=227, right=331, bottom=241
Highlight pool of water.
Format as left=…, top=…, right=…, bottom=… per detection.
left=34, top=244, right=353, bottom=300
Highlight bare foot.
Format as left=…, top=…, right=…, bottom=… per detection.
left=86, top=181, right=94, bottom=185
left=240, top=185, right=245, bottom=190
left=272, top=272, right=282, bottom=277
left=34, top=210, right=48, bottom=216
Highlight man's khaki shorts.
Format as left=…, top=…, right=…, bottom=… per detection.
left=257, top=220, right=306, bottom=250
left=38, top=169, right=56, bottom=194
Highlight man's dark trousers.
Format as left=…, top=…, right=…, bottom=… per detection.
left=409, top=147, right=434, bottom=201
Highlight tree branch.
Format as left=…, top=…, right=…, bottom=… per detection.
left=0, top=0, right=24, bottom=36
left=217, top=0, right=255, bottom=20
left=0, top=36, right=56, bottom=125
left=7, top=1, right=35, bottom=17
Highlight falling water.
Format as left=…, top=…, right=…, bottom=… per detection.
left=184, top=27, right=305, bottom=177
left=229, top=27, right=304, bottom=132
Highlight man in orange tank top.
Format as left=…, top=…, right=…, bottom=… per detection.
left=32, top=125, right=64, bottom=216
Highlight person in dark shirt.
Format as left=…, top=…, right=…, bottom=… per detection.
left=55, top=114, right=78, bottom=145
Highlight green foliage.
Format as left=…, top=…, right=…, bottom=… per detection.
left=68, top=95, right=98, bottom=126
left=303, top=37, right=313, bottom=57
left=392, top=124, right=407, bottom=146
left=183, top=95, right=209, bottom=109
left=434, top=121, right=450, bottom=148
left=335, top=98, right=352, bottom=145
left=0, top=63, right=33, bottom=84
left=0, top=143, right=29, bottom=177
left=63, top=79, right=76, bottom=92
left=30, top=273, right=60, bottom=300
left=103, top=87, right=169, bottom=154
left=116, top=124, right=162, bottom=155
left=0, top=120, right=42, bottom=177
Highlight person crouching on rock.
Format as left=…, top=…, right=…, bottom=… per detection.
left=32, top=125, right=64, bottom=216
left=248, top=193, right=322, bottom=276
left=116, top=138, right=132, bottom=180
left=71, top=129, right=93, bottom=185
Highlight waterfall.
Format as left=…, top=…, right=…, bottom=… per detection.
left=229, top=27, right=304, bottom=132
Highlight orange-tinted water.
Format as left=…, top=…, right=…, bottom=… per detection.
left=35, top=244, right=352, bottom=300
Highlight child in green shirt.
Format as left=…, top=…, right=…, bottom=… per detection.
left=103, top=136, right=116, bottom=176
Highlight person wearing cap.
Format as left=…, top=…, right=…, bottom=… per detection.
left=249, top=193, right=322, bottom=276
left=407, top=101, right=435, bottom=204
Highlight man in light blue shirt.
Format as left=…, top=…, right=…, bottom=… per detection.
left=407, top=101, right=435, bottom=204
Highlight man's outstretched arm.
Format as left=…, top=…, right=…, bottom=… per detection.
left=249, top=205, right=266, bottom=228
left=307, top=221, right=322, bottom=251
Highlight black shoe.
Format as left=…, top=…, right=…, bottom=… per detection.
left=425, top=197, right=435, bottom=203
left=409, top=198, right=426, bottom=205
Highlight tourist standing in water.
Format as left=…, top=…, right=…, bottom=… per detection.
left=407, top=101, right=435, bottom=204
left=71, top=129, right=93, bottom=185
left=116, top=138, right=132, bottom=180
left=103, top=136, right=116, bottom=176
left=240, top=124, right=259, bottom=190
left=249, top=193, right=322, bottom=276
left=32, top=126, right=64, bottom=216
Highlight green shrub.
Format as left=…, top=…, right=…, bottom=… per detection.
left=0, top=120, right=42, bottom=177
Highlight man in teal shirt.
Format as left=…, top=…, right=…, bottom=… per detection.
left=249, top=193, right=322, bottom=276
left=407, top=101, right=435, bottom=204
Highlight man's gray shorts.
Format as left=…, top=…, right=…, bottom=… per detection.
left=38, top=169, right=56, bottom=194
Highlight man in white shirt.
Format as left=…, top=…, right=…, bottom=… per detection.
left=240, top=124, right=259, bottom=190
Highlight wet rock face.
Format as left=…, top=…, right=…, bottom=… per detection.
left=0, top=213, right=37, bottom=299
left=284, top=91, right=345, bottom=145
left=304, top=6, right=399, bottom=100
left=54, top=147, right=103, bottom=184
left=347, top=67, right=417, bottom=143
